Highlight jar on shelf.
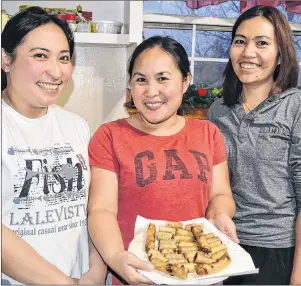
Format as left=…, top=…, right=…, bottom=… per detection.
left=77, top=22, right=91, bottom=33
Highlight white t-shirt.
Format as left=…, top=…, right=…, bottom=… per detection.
left=1, top=100, right=90, bottom=284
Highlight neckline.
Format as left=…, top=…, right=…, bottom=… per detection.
left=2, top=99, right=51, bottom=124
left=122, top=117, right=189, bottom=140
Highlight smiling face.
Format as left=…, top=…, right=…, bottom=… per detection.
left=230, top=16, right=279, bottom=88
left=130, top=46, right=190, bottom=125
left=3, top=22, right=73, bottom=108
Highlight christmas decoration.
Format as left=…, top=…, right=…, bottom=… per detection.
left=181, top=84, right=223, bottom=113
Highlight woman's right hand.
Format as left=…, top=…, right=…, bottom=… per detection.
left=109, top=251, right=154, bottom=284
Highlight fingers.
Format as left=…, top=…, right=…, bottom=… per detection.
left=127, top=253, right=154, bottom=271
left=124, top=264, right=154, bottom=284
left=226, top=227, right=240, bottom=243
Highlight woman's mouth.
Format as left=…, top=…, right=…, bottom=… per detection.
left=36, top=82, right=61, bottom=90
left=239, top=62, right=260, bottom=69
left=144, top=101, right=165, bottom=110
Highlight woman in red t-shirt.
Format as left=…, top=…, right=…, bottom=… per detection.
left=88, top=36, right=239, bottom=284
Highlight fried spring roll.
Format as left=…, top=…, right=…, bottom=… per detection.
left=211, top=243, right=227, bottom=254
left=148, top=249, right=168, bottom=262
left=197, top=235, right=212, bottom=253
left=169, top=265, right=189, bottom=279
left=176, top=228, right=194, bottom=237
left=185, top=223, right=196, bottom=231
left=178, top=263, right=197, bottom=273
left=210, top=249, right=227, bottom=260
left=174, top=235, right=194, bottom=242
left=145, top=239, right=155, bottom=252
left=150, top=258, right=168, bottom=273
left=159, top=244, right=177, bottom=251
left=159, top=239, right=177, bottom=247
left=204, top=233, right=215, bottom=239
left=198, top=254, right=231, bottom=274
left=164, top=253, right=185, bottom=260
left=191, top=225, right=204, bottom=238
left=156, top=232, right=173, bottom=240
left=195, top=264, right=207, bottom=275
left=159, top=226, right=176, bottom=234
left=166, top=221, right=183, bottom=229
left=207, top=237, right=220, bottom=244
left=161, top=248, right=175, bottom=255
left=178, top=241, right=198, bottom=248
left=147, top=223, right=156, bottom=237
left=209, top=240, right=222, bottom=248
left=145, top=223, right=156, bottom=252
left=168, top=258, right=188, bottom=265
left=179, top=245, right=199, bottom=254
left=195, top=251, right=216, bottom=264
left=184, top=250, right=198, bottom=263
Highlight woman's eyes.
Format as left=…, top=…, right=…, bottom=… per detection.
left=158, top=76, right=169, bottom=82
left=234, top=39, right=244, bottom=45
left=33, top=53, right=47, bottom=59
left=233, top=39, right=269, bottom=46
left=60, top=55, right=70, bottom=62
left=136, top=78, right=146, bottom=82
left=33, top=53, right=70, bottom=62
left=257, top=40, right=268, bottom=46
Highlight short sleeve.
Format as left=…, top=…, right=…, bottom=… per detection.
left=289, top=105, right=301, bottom=213
left=210, top=123, right=227, bottom=166
left=88, top=124, right=119, bottom=173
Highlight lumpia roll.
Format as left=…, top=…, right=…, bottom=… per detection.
left=194, top=251, right=216, bottom=264
left=156, top=231, right=173, bottom=240
left=164, top=253, right=185, bottom=260
left=166, top=221, right=183, bottom=229
left=174, top=235, right=194, bottom=242
left=176, top=228, right=194, bottom=237
left=178, top=241, right=198, bottom=248
left=191, top=225, right=204, bottom=238
left=178, top=263, right=197, bottom=273
left=184, top=250, right=198, bottom=263
left=159, top=226, right=176, bottom=234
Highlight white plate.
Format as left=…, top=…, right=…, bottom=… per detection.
left=128, top=216, right=258, bottom=285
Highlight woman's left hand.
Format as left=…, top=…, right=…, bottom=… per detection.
left=209, top=213, right=240, bottom=243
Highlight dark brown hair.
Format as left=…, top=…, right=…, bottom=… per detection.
left=222, top=5, right=299, bottom=106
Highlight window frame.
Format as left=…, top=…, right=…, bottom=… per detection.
left=144, top=13, right=301, bottom=83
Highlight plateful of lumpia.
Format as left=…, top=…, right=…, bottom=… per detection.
left=145, top=222, right=231, bottom=280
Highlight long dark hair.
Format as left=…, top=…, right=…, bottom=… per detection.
left=222, top=5, right=299, bottom=106
left=1, top=6, right=74, bottom=91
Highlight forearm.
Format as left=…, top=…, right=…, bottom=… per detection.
left=206, top=194, right=236, bottom=220
left=2, top=224, right=74, bottom=285
left=88, top=235, right=107, bottom=280
left=291, top=213, right=301, bottom=284
left=88, top=209, right=124, bottom=268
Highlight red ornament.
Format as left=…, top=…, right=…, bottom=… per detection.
left=197, top=88, right=207, bottom=96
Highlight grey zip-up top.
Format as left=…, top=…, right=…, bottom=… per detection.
left=207, top=88, right=301, bottom=248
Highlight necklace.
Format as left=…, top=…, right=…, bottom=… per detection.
left=240, top=94, right=252, bottom=113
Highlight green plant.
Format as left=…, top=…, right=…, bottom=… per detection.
left=181, top=84, right=223, bottom=112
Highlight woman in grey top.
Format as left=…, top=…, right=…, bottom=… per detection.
left=207, top=5, right=301, bottom=285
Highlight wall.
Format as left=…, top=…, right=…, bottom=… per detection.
left=2, top=1, right=130, bottom=134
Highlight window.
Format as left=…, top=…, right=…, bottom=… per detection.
left=143, top=1, right=301, bottom=86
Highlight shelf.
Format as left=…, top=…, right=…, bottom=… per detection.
left=74, top=33, right=132, bottom=46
